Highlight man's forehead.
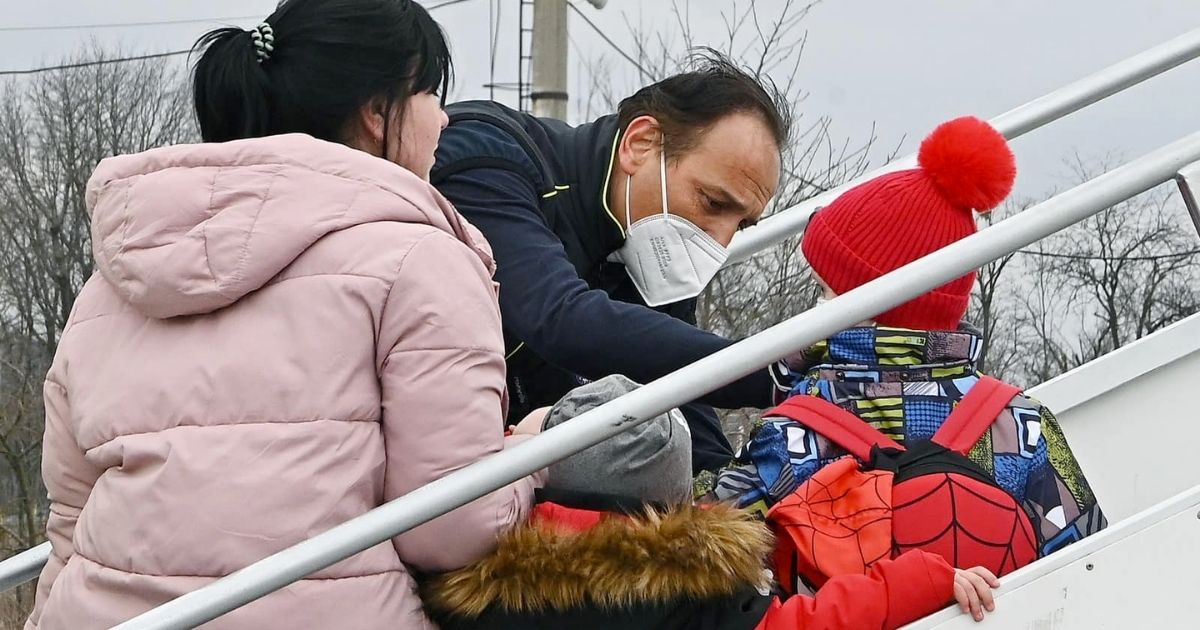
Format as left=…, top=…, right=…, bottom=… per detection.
left=688, top=143, right=780, bottom=211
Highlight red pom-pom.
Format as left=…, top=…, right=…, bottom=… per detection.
left=917, top=116, right=1015, bottom=213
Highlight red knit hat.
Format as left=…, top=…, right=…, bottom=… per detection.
left=801, top=116, right=1016, bottom=330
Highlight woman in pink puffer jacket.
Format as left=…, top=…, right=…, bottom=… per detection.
left=26, top=1, right=543, bottom=628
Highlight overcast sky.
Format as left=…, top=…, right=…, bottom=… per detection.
left=2, top=0, right=1198, bottom=202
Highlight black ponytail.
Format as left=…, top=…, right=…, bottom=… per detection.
left=192, top=0, right=452, bottom=145
left=193, top=27, right=272, bottom=142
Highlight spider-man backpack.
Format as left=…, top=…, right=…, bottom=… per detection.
left=764, top=377, right=1038, bottom=595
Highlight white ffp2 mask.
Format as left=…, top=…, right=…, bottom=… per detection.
left=608, top=151, right=729, bottom=307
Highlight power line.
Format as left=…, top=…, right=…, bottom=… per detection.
left=425, top=0, right=476, bottom=10
left=2, top=0, right=470, bottom=31
left=1014, top=248, right=1200, bottom=262
left=0, top=15, right=261, bottom=33
left=0, top=0, right=474, bottom=76
left=0, top=51, right=191, bottom=76
left=566, top=1, right=652, bottom=79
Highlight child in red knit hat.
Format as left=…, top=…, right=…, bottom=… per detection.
left=710, top=117, right=1106, bottom=594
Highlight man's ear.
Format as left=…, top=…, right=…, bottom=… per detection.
left=617, top=115, right=662, bottom=176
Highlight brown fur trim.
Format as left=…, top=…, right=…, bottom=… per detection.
left=423, top=503, right=772, bottom=617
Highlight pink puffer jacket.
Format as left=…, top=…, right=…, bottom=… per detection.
left=26, top=134, right=542, bottom=629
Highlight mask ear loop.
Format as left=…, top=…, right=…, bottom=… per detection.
left=624, top=174, right=634, bottom=230
left=623, top=141, right=670, bottom=230
left=659, top=147, right=669, bottom=217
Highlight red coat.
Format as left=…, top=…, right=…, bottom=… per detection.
left=755, top=549, right=955, bottom=630
left=531, top=501, right=957, bottom=630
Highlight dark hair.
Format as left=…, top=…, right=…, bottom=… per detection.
left=616, top=49, right=790, bottom=158
left=192, top=0, right=452, bottom=150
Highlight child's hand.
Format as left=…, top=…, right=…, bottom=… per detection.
left=511, top=407, right=551, bottom=436
left=953, top=567, right=1000, bottom=622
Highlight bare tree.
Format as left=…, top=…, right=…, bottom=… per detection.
left=1005, top=239, right=1077, bottom=387
left=0, top=48, right=194, bottom=619
left=1044, top=159, right=1200, bottom=360
left=969, top=160, right=1200, bottom=389
left=967, top=201, right=1026, bottom=382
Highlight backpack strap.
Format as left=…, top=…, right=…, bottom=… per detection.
left=931, top=376, right=1022, bottom=455
left=764, top=396, right=903, bottom=462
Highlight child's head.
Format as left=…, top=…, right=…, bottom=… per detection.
left=543, top=375, right=693, bottom=506
left=801, top=117, right=1016, bottom=330
left=193, top=0, right=452, bottom=178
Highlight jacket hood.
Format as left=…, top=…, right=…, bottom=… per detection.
left=423, top=502, right=772, bottom=618
left=86, top=133, right=493, bottom=319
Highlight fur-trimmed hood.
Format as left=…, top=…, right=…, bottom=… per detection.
left=423, top=502, right=773, bottom=618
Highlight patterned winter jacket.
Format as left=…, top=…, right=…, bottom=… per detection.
left=710, top=325, right=1107, bottom=558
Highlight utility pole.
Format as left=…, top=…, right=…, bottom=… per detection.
left=529, top=0, right=607, bottom=120
left=530, top=0, right=568, bottom=119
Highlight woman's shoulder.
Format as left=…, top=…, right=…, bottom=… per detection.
left=290, top=221, right=486, bottom=284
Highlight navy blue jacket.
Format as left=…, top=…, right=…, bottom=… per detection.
left=431, top=102, right=780, bottom=472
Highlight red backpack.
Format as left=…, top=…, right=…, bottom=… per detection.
left=764, top=377, right=1038, bottom=594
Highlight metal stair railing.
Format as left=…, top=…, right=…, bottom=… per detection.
left=109, top=128, right=1200, bottom=630
left=0, top=543, right=50, bottom=593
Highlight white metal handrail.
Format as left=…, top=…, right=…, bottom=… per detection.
left=0, top=23, right=1197, bottom=630
left=724, top=26, right=1200, bottom=264
left=107, top=128, right=1200, bottom=629
left=0, top=543, right=49, bottom=593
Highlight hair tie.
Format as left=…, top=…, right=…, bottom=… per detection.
left=250, top=22, right=275, bottom=64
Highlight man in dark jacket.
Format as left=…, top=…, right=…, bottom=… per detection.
left=431, top=54, right=791, bottom=473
